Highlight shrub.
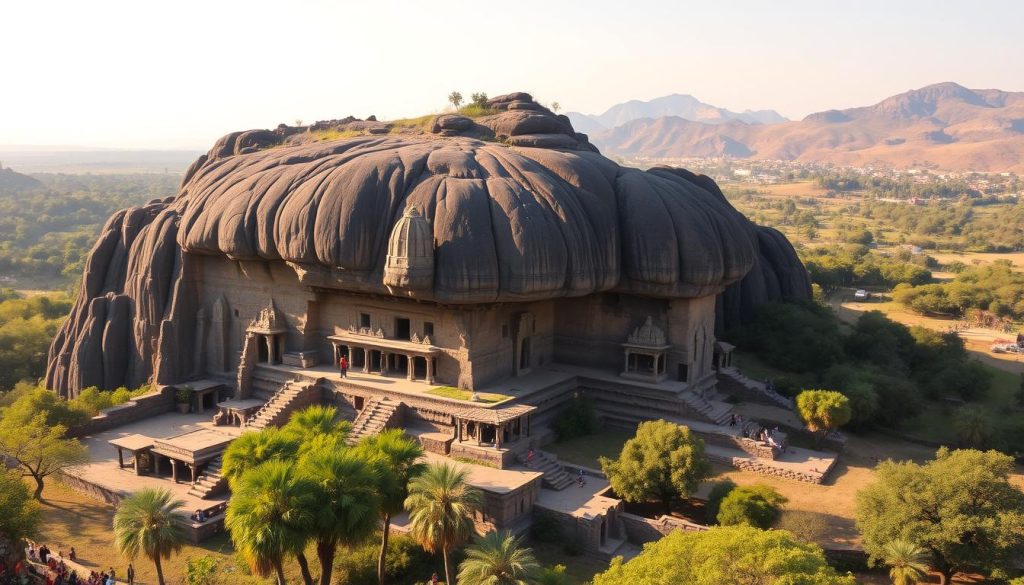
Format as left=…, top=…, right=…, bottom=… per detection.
left=716, top=484, right=787, bottom=529
left=333, top=533, right=438, bottom=585
left=776, top=510, right=829, bottom=543
left=704, top=480, right=737, bottom=524
left=553, top=393, right=597, bottom=441
left=953, top=406, right=994, bottom=448
left=185, top=556, right=218, bottom=585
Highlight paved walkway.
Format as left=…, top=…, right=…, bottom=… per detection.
left=68, top=412, right=243, bottom=510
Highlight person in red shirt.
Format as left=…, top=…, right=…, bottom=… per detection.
left=339, top=355, right=348, bottom=378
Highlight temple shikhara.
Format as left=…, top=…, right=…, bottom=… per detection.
left=44, top=93, right=824, bottom=552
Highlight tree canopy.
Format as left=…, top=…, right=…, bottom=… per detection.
left=716, top=484, right=787, bottom=529
left=600, top=420, right=711, bottom=514
left=796, top=390, right=852, bottom=440
left=592, top=525, right=855, bottom=585
left=855, top=448, right=1024, bottom=580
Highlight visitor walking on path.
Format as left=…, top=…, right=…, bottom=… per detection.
left=126, top=564, right=134, bottom=585
left=339, top=355, right=348, bottom=378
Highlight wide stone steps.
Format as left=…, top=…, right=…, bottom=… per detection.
left=246, top=381, right=314, bottom=430
left=187, top=455, right=227, bottom=499
left=520, top=451, right=574, bottom=491
left=347, top=398, right=402, bottom=445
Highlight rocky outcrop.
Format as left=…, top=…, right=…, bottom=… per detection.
left=716, top=225, right=812, bottom=333
left=47, top=92, right=808, bottom=397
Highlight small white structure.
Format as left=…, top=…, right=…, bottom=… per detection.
left=854, top=289, right=869, bottom=301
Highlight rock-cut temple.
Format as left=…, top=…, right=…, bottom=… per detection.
left=44, top=93, right=817, bottom=551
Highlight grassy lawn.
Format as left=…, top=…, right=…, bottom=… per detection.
left=545, top=429, right=633, bottom=469
left=425, top=385, right=511, bottom=404
left=32, top=480, right=270, bottom=585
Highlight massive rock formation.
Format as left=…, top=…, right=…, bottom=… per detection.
left=46, top=93, right=809, bottom=397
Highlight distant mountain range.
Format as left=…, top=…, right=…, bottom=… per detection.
left=580, top=83, right=1024, bottom=173
left=565, top=94, right=787, bottom=134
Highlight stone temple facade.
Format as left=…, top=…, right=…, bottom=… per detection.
left=45, top=93, right=813, bottom=546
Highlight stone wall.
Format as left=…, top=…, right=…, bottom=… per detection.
left=553, top=293, right=670, bottom=372
left=66, top=386, right=176, bottom=438
left=619, top=512, right=707, bottom=544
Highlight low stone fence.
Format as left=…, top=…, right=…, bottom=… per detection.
left=619, top=511, right=707, bottom=544
left=66, top=387, right=176, bottom=438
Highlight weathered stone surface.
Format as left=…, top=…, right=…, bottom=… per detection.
left=431, top=114, right=473, bottom=133
left=46, top=91, right=809, bottom=397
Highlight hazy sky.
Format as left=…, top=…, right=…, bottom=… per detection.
left=3, top=0, right=1022, bottom=149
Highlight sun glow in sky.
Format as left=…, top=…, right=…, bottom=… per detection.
left=3, top=0, right=1022, bottom=149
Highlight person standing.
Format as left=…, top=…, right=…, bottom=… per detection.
left=126, top=563, right=135, bottom=585
left=339, top=355, right=348, bottom=378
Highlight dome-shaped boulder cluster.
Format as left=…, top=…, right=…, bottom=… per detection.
left=46, top=92, right=809, bottom=397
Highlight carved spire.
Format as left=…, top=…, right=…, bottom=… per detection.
left=384, top=205, right=434, bottom=291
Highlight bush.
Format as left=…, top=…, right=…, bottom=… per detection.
left=953, top=406, right=995, bottom=449
left=333, top=533, right=438, bottom=585
left=716, top=484, right=787, bottom=529
left=530, top=511, right=563, bottom=543
left=185, top=556, right=218, bottom=585
left=776, top=510, right=829, bottom=543
left=704, top=480, right=737, bottom=524
left=537, top=564, right=571, bottom=585
left=553, top=393, right=597, bottom=441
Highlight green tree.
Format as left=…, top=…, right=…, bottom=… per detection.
left=220, top=427, right=297, bottom=488
left=599, top=420, right=711, bottom=514
left=880, top=540, right=930, bottom=585
left=457, top=531, right=539, bottom=585
left=856, top=448, right=1024, bottom=581
left=448, top=91, right=464, bottom=109
left=281, top=404, right=348, bottom=442
left=796, top=390, right=851, bottom=446
left=0, top=411, right=87, bottom=498
left=952, top=405, right=993, bottom=448
left=469, top=92, right=489, bottom=109
left=354, top=429, right=426, bottom=585
left=405, top=462, right=484, bottom=585
left=113, top=488, right=188, bottom=585
left=537, top=564, right=570, bottom=585
left=301, top=447, right=382, bottom=585
left=0, top=469, right=41, bottom=556
left=226, top=460, right=316, bottom=585
left=592, top=525, right=855, bottom=585
left=716, top=484, right=787, bottom=529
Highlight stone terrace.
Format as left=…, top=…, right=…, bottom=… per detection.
left=63, top=411, right=244, bottom=511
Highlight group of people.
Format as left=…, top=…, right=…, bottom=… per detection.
left=22, top=542, right=133, bottom=585
left=191, top=508, right=208, bottom=523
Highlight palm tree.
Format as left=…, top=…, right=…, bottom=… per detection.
left=283, top=405, right=350, bottom=442
left=226, top=460, right=316, bottom=585
left=300, top=447, right=382, bottom=585
left=457, top=531, right=539, bottom=585
left=405, top=462, right=484, bottom=585
left=881, top=539, right=930, bottom=585
left=113, top=488, right=187, bottom=585
left=221, top=427, right=296, bottom=488
left=354, top=429, right=426, bottom=585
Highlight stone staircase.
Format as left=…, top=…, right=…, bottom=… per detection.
left=245, top=380, right=319, bottom=430
left=187, top=455, right=227, bottom=499
left=677, top=390, right=734, bottom=425
left=346, top=397, right=403, bottom=445
left=520, top=450, right=574, bottom=490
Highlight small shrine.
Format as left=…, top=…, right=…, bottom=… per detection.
left=621, top=316, right=670, bottom=382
